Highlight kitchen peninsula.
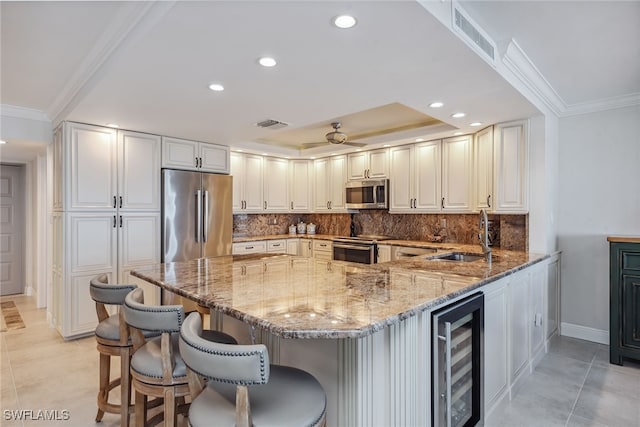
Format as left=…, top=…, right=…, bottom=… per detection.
left=132, top=246, right=553, bottom=426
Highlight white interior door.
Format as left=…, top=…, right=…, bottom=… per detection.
left=0, top=165, right=24, bottom=296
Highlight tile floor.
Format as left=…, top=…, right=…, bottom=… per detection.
left=1, top=294, right=639, bottom=427
left=485, top=333, right=640, bottom=427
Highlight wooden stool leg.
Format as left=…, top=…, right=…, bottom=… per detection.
left=135, top=390, right=147, bottom=427
left=96, top=352, right=110, bottom=421
left=120, top=347, right=131, bottom=427
left=164, top=387, right=176, bottom=427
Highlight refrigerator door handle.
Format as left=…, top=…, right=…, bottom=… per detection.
left=196, top=190, right=202, bottom=242
left=203, top=190, right=209, bottom=242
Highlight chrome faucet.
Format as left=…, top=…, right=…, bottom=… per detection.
left=479, top=209, right=492, bottom=264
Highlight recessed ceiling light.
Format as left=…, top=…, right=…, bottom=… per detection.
left=330, top=153, right=337, bottom=156
left=415, top=138, right=425, bottom=142
left=383, top=144, right=391, bottom=147
left=258, top=57, right=277, bottom=67
left=470, top=122, right=483, bottom=127
left=0, top=140, right=7, bottom=144
left=453, top=132, right=464, bottom=136
left=333, top=15, right=357, bottom=29
left=429, top=102, right=444, bottom=108
left=208, top=83, right=224, bottom=92
left=236, top=149, right=244, bottom=152
left=106, top=123, right=119, bottom=128
left=451, top=112, right=466, bottom=118
left=261, top=153, right=268, bottom=156
left=310, top=157, right=316, bottom=160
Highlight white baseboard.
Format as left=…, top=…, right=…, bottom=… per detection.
left=560, top=322, right=608, bottom=345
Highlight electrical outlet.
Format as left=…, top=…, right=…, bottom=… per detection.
left=534, top=313, right=543, bottom=327
left=440, top=218, right=447, bottom=228
left=269, top=218, right=277, bottom=225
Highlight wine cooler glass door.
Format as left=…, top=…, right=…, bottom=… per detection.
left=432, top=293, right=483, bottom=427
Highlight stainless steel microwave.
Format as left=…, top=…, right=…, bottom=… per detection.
left=345, top=179, right=389, bottom=209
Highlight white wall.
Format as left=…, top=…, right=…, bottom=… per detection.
left=557, top=105, right=640, bottom=343
left=528, top=114, right=559, bottom=254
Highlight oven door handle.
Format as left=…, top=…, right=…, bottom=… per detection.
left=333, top=243, right=373, bottom=251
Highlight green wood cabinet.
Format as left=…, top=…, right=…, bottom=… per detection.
left=609, top=240, right=640, bottom=365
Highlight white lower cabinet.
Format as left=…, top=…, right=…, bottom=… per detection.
left=286, top=238, right=299, bottom=255
left=509, top=270, right=530, bottom=384
left=232, top=241, right=267, bottom=255
left=377, top=245, right=391, bottom=263
left=267, top=239, right=287, bottom=253
left=482, top=257, right=559, bottom=419
left=313, top=240, right=333, bottom=261
left=57, top=212, right=160, bottom=339
left=483, top=278, right=509, bottom=414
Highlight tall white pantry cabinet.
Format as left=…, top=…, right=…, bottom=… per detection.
left=51, top=122, right=161, bottom=339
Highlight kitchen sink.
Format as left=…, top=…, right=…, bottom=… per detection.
left=428, top=253, right=487, bottom=262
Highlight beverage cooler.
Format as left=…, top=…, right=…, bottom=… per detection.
left=432, top=293, right=484, bottom=427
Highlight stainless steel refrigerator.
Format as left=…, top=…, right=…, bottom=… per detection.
left=161, top=169, right=233, bottom=308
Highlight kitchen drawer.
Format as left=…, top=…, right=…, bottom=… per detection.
left=313, top=240, right=332, bottom=252
left=267, top=239, right=287, bottom=253
left=232, top=241, right=267, bottom=255
left=313, top=240, right=332, bottom=261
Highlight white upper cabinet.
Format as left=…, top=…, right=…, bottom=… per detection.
left=493, top=120, right=529, bottom=213
left=441, top=135, right=472, bottom=212
left=389, top=141, right=441, bottom=213
left=231, top=152, right=263, bottom=213
left=263, top=157, right=289, bottom=212
left=347, top=148, right=388, bottom=180
left=315, top=155, right=347, bottom=212
left=162, top=136, right=229, bottom=173
left=414, top=140, right=442, bottom=212
left=389, top=145, right=413, bottom=211
left=118, top=130, right=161, bottom=211
left=66, top=123, right=118, bottom=211
left=289, top=159, right=312, bottom=212
left=62, top=123, right=161, bottom=212
left=473, top=126, right=494, bottom=211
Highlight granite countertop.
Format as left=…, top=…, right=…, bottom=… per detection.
left=607, top=236, right=640, bottom=243
left=131, top=248, right=548, bottom=339
left=233, top=233, right=337, bottom=242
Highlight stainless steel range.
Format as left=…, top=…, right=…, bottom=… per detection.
left=333, top=235, right=392, bottom=264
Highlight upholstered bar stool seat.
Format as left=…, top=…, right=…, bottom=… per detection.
left=179, top=313, right=327, bottom=427
left=89, top=274, right=137, bottom=427
left=124, top=288, right=238, bottom=427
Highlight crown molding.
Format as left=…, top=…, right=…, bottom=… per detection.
left=501, top=39, right=566, bottom=117
left=502, top=39, right=640, bottom=118
left=48, top=1, right=176, bottom=126
left=562, top=92, right=640, bottom=117
left=0, top=104, right=50, bottom=122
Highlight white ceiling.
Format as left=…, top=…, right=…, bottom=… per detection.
left=1, top=1, right=638, bottom=162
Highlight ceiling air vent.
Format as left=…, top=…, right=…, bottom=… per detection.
left=256, top=119, right=288, bottom=130
left=453, top=4, right=496, bottom=64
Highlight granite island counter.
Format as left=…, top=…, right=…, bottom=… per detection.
left=131, top=249, right=556, bottom=426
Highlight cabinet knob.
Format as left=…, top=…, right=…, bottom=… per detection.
left=119, top=196, right=123, bottom=209
left=264, top=201, right=267, bottom=209
left=113, top=196, right=117, bottom=209
left=441, top=197, right=445, bottom=209
left=487, top=195, right=492, bottom=208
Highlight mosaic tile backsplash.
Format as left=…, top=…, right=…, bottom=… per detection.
left=233, top=211, right=528, bottom=251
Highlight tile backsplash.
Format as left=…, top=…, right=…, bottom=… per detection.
left=233, top=211, right=528, bottom=251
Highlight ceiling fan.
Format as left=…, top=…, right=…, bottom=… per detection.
left=302, top=122, right=367, bottom=149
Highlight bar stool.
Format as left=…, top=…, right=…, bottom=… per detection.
left=89, top=274, right=136, bottom=427
left=179, top=312, right=327, bottom=427
left=123, top=288, right=237, bottom=427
